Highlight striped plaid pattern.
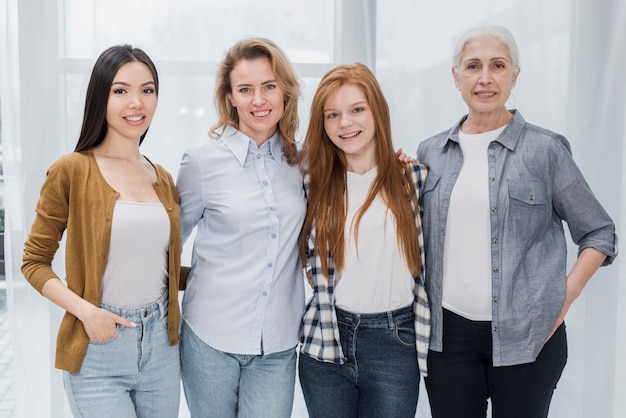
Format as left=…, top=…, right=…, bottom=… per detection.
left=299, top=162, right=431, bottom=375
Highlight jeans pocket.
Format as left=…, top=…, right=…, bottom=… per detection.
left=89, top=324, right=121, bottom=345
left=394, top=321, right=416, bottom=347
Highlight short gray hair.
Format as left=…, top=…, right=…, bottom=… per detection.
left=452, top=25, right=520, bottom=76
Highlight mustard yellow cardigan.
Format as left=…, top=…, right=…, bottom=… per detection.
left=22, top=149, right=184, bottom=373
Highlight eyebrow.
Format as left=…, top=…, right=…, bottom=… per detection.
left=235, top=79, right=278, bottom=88
left=111, top=81, right=156, bottom=87
left=463, top=56, right=510, bottom=64
left=324, top=101, right=368, bottom=112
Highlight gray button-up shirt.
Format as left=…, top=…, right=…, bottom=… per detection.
left=417, top=110, right=617, bottom=366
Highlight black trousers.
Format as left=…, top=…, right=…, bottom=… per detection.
left=425, top=309, right=568, bottom=418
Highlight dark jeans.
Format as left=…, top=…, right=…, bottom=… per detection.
left=425, top=309, right=568, bottom=418
left=299, top=305, right=420, bottom=418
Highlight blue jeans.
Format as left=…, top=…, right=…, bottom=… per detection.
left=64, top=292, right=180, bottom=418
left=298, top=305, right=420, bottom=418
left=425, top=309, right=568, bottom=418
left=180, top=320, right=296, bottom=418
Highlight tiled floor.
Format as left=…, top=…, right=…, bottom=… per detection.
left=0, top=281, right=17, bottom=418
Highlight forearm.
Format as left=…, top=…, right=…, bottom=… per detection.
left=41, top=278, right=97, bottom=322
left=547, top=247, right=607, bottom=340
left=566, top=247, right=608, bottom=299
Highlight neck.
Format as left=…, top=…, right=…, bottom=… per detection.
left=461, top=109, right=512, bottom=134
left=93, top=138, right=142, bottom=162
left=346, top=155, right=376, bottom=175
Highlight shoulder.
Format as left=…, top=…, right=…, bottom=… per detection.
left=520, top=122, right=571, bottom=153
left=182, top=138, right=224, bottom=162
left=416, top=128, right=452, bottom=155
left=46, top=151, right=93, bottom=178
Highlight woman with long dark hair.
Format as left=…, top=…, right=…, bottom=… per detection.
left=22, top=45, right=182, bottom=417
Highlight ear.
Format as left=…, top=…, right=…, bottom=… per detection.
left=227, top=93, right=234, bottom=107
left=451, top=67, right=460, bottom=90
left=512, top=67, right=521, bottom=88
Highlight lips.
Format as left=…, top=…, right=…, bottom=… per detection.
left=339, top=130, right=361, bottom=140
left=124, top=115, right=144, bottom=122
left=252, top=110, right=270, bottom=117
left=474, top=91, right=496, bottom=97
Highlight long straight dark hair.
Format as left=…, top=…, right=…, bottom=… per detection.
left=74, top=45, right=159, bottom=152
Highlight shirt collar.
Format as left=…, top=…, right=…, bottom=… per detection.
left=442, top=109, right=525, bottom=152
left=221, top=125, right=284, bottom=167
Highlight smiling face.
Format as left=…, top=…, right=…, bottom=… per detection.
left=105, top=61, right=157, bottom=142
left=228, top=56, right=285, bottom=146
left=323, top=83, right=377, bottom=173
left=454, top=35, right=519, bottom=119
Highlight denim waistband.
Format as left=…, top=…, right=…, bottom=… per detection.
left=100, top=291, right=168, bottom=322
left=336, top=304, right=413, bottom=328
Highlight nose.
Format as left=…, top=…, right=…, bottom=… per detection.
left=478, top=68, right=492, bottom=84
left=340, top=114, right=353, bottom=128
left=129, top=93, right=143, bottom=109
left=252, top=89, right=266, bottom=106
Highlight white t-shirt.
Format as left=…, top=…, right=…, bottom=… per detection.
left=442, top=126, right=505, bottom=320
left=334, top=167, right=415, bottom=313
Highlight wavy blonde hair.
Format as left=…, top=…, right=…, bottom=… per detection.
left=210, top=37, right=301, bottom=165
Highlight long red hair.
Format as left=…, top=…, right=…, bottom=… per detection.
left=299, top=63, right=421, bottom=278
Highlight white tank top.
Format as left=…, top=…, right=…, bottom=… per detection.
left=100, top=201, right=169, bottom=308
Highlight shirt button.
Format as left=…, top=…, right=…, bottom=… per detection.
left=489, top=154, right=495, bottom=159
left=490, top=177, right=495, bottom=182
left=271, top=233, right=277, bottom=239
left=493, top=326, right=498, bottom=331
left=492, top=267, right=499, bottom=273
left=492, top=237, right=498, bottom=244
left=268, top=263, right=273, bottom=268
left=491, top=207, right=497, bottom=212
left=493, top=297, right=498, bottom=303
left=262, top=181, right=269, bottom=186
left=256, top=154, right=262, bottom=159
left=529, top=195, right=535, bottom=201
left=270, top=206, right=276, bottom=211
left=262, top=291, right=268, bottom=296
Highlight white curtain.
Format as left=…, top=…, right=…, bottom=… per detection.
left=1, top=0, right=624, bottom=416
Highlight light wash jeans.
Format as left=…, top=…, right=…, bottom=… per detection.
left=64, top=292, right=180, bottom=418
left=180, top=320, right=296, bottom=418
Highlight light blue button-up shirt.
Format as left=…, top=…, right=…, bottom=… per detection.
left=417, top=110, right=617, bottom=366
left=177, top=126, right=306, bottom=355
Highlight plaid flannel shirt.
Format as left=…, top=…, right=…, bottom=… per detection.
left=299, top=162, right=431, bottom=375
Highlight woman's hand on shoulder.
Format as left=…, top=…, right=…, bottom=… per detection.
left=396, top=148, right=419, bottom=164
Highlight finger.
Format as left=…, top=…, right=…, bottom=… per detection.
left=112, top=313, right=137, bottom=328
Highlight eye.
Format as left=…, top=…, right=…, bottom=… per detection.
left=466, top=63, right=479, bottom=70
left=494, top=62, right=506, bottom=69
left=265, top=84, right=276, bottom=90
left=113, top=88, right=126, bottom=94
left=353, top=107, right=365, bottom=113
left=239, top=87, right=251, bottom=94
left=325, top=112, right=338, bottom=119
left=143, top=88, right=155, bottom=94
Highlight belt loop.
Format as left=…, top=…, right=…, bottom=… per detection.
left=387, top=311, right=394, bottom=329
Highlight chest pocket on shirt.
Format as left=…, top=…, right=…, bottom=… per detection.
left=507, top=179, right=550, bottom=240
